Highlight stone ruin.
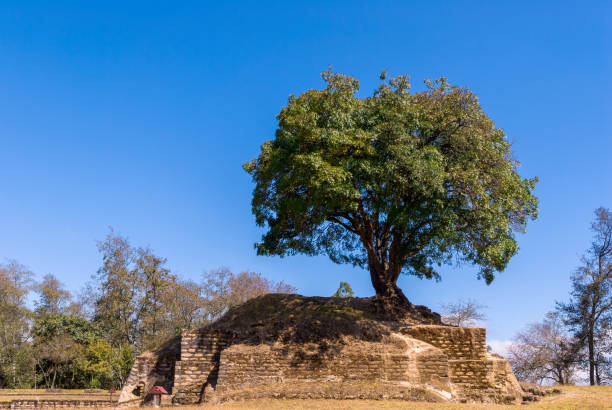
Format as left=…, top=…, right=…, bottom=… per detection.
left=118, top=294, right=526, bottom=405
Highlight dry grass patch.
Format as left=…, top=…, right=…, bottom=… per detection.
left=187, top=386, right=611, bottom=409
left=5, top=386, right=611, bottom=409
left=0, top=389, right=116, bottom=404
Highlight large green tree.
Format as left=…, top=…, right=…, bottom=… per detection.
left=32, top=313, right=100, bottom=388
left=244, top=70, right=538, bottom=313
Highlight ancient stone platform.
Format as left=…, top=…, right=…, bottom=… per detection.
left=118, top=294, right=524, bottom=405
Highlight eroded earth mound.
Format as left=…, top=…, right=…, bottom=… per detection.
left=119, top=294, right=527, bottom=405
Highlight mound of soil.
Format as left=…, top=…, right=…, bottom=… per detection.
left=205, top=293, right=442, bottom=346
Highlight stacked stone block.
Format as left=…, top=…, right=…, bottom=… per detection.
left=119, top=324, right=523, bottom=405
left=171, top=330, right=227, bottom=404
left=117, top=340, right=179, bottom=404
left=215, top=343, right=414, bottom=389
left=402, top=326, right=522, bottom=403
left=8, top=400, right=114, bottom=409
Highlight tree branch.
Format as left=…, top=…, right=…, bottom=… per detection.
left=328, top=216, right=359, bottom=235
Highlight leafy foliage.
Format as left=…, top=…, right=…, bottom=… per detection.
left=35, top=274, right=72, bottom=316
left=332, top=281, right=354, bottom=298
left=0, top=232, right=297, bottom=389
left=33, top=313, right=101, bottom=346
left=32, top=313, right=100, bottom=388
left=35, top=334, right=82, bottom=388
left=75, top=340, right=133, bottom=389
left=92, top=230, right=177, bottom=351
left=244, top=70, right=538, bottom=299
left=0, top=260, right=34, bottom=388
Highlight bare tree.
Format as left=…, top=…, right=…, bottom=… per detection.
left=202, top=268, right=296, bottom=322
left=507, top=312, right=578, bottom=385
left=441, top=299, right=487, bottom=327
left=557, top=207, right=612, bottom=385
left=162, top=278, right=204, bottom=332
left=594, top=326, right=612, bottom=383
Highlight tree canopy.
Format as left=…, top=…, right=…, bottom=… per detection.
left=244, top=70, right=538, bottom=308
left=332, top=281, right=354, bottom=298
left=0, top=232, right=297, bottom=389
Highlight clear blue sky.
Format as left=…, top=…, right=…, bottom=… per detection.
left=1, top=1, right=610, bottom=343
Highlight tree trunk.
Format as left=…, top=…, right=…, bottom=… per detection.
left=371, top=275, right=410, bottom=304
left=588, top=331, right=595, bottom=386
left=369, top=264, right=411, bottom=317
left=555, top=367, right=564, bottom=385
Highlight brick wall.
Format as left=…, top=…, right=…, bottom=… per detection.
left=117, top=339, right=179, bottom=404
left=214, top=336, right=453, bottom=398
left=215, top=344, right=410, bottom=389
left=401, top=325, right=486, bottom=360
left=171, top=329, right=228, bottom=404
left=8, top=400, right=114, bottom=409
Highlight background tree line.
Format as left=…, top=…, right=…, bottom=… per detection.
left=2, top=206, right=609, bottom=389
left=508, top=207, right=612, bottom=386
left=0, top=229, right=295, bottom=390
